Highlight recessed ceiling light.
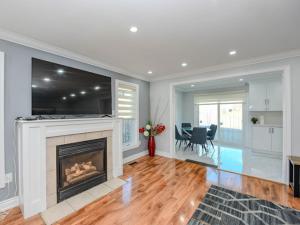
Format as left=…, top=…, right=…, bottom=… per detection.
left=80, top=91, right=86, bottom=95
left=94, top=86, right=100, bottom=90
left=147, top=70, right=153, bottom=74
left=57, top=69, right=64, bottom=74
left=181, top=62, right=188, bottom=67
left=31, top=84, right=37, bottom=88
left=190, top=84, right=195, bottom=87
left=229, top=50, right=237, bottom=56
left=130, top=26, right=138, bottom=33
left=239, top=78, right=244, bottom=82
left=70, top=93, right=76, bottom=97
left=62, top=96, right=67, bottom=100
left=43, top=77, right=51, bottom=82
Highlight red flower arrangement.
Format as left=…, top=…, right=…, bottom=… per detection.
left=139, top=121, right=166, bottom=157
left=139, top=122, right=166, bottom=137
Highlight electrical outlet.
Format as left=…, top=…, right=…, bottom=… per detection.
left=5, top=173, right=13, bottom=183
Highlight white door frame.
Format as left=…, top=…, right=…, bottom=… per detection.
left=169, top=65, right=292, bottom=184
left=0, top=51, right=5, bottom=188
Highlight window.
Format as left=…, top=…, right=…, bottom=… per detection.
left=194, top=91, right=246, bottom=145
left=115, top=80, right=139, bottom=150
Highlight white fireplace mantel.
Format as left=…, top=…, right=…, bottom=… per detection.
left=16, top=118, right=123, bottom=218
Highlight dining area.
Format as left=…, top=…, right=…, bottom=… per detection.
left=175, top=123, right=218, bottom=152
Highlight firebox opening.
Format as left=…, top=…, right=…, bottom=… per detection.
left=56, top=138, right=107, bottom=202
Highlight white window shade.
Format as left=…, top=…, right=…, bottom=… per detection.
left=194, top=91, right=246, bottom=104
left=117, top=83, right=137, bottom=119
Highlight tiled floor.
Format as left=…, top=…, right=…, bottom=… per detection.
left=175, top=143, right=283, bottom=183
left=41, top=178, right=126, bottom=225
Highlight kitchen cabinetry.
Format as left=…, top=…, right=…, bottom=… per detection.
left=252, top=125, right=282, bottom=154
left=248, top=80, right=282, bottom=111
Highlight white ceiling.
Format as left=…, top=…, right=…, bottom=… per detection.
left=175, top=71, right=282, bottom=92
left=0, top=0, right=300, bottom=81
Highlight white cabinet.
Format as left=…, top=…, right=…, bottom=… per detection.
left=267, top=81, right=282, bottom=111
left=271, top=127, right=283, bottom=152
left=248, top=79, right=282, bottom=111
left=252, top=126, right=282, bottom=154
left=248, top=82, right=267, bottom=111
left=252, top=127, right=271, bottom=151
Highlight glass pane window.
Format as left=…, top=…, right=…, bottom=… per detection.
left=122, top=119, right=136, bottom=146
left=198, top=104, right=218, bottom=127
left=116, top=80, right=139, bottom=149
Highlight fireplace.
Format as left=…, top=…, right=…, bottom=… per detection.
left=56, top=138, right=107, bottom=202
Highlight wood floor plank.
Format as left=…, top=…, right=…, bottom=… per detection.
left=2, top=155, right=300, bottom=225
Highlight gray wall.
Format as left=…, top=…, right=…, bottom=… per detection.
left=0, top=39, right=150, bottom=201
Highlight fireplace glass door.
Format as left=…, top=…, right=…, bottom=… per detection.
left=57, top=138, right=107, bottom=202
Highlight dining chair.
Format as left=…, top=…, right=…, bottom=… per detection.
left=181, top=123, right=192, bottom=135
left=175, top=125, right=189, bottom=149
left=182, top=123, right=192, bottom=129
left=207, top=124, right=217, bottom=149
left=187, top=127, right=207, bottom=152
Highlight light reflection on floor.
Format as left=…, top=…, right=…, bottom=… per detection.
left=175, top=143, right=283, bottom=183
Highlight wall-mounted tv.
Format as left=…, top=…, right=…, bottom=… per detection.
left=32, top=58, right=112, bottom=116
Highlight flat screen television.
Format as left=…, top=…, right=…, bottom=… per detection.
left=32, top=58, right=112, bottom=116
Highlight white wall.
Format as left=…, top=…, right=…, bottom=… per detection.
left=182, top=93, right=194, bottom=125
left=175, top=90, right=183, bottom=129
left=150, top=56, right=300, bottom=156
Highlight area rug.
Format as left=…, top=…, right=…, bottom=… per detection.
left=188, top=185, right=300, bottom=225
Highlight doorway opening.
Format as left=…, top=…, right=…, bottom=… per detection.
left=171, top=67, right=291, bottom=183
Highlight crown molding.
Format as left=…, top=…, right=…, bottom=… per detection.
left=0, top=28, right=149, bottom=82
left=150, top=49, right=300, bottom=82
left=1, top=29, right=299, bottom=83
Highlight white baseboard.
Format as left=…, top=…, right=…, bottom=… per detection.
left=0, top=196, right=19, bottom=212
left=123, top=150, right=148, bottom=164
left=155, top=150, right=173, bottom=158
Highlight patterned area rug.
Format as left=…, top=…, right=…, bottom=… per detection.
left=188, top=185, right=300, bottom=225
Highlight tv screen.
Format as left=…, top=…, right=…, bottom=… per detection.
left=32, top=58, right=112, bottom=116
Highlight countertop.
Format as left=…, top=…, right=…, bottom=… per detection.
left=252, top=124, right=283, bottom=128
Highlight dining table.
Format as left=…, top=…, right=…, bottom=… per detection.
left=182, top=126, right=211, bottom=137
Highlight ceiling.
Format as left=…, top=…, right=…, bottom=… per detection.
left=0, top=0, right=300, bottom=81
left=175, top=71, right=282, bottom=92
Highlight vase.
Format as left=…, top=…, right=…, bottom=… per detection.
left=148, top=136, right=156, bottom=157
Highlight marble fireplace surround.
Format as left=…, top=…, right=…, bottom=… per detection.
left=16, top=118, right=123, bottom=219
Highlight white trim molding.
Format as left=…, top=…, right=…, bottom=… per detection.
left=0, top=51, right=5, bottom=189
left=0, top=196, right=19, bottom=212
left=123, top=150, right=148, bottom=164
left=0, top=28, right=149, bottom=82
left=156, top=150, right=172, bottom=158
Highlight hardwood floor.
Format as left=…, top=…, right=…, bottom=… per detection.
left=2, top=155, right=300, bottom=225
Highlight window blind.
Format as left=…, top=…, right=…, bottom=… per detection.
left=117, top=83, right=137, bottom=119
left=194, top=91, right=246, bottom=104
